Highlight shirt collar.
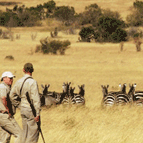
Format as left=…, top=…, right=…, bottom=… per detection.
left=1, top=81, right=11, bottom=90
left=24, top=74, right=32, bottom=78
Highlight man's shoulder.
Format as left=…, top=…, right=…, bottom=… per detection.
left=0, top=83, right=6, bottom=89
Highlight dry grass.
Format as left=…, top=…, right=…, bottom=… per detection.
left=1, top=29, right=142, bottom=143
left=0, top=0, right=142, bottom=143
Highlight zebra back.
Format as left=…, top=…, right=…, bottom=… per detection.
left=61, top=82, right=72, bottom=105
left=134, top=91, right=143, bottom=106
left=71, top=84, right=85, bottom=105
left=131, top=83, right=143, bottom=106
left=101, top=85, right=116, bottom=107
left=116, top=83, right=132, bottom=105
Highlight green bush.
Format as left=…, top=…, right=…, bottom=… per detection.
left=79, top=26, right=96, bottom=42
left=39, top=39, right=71, bottom=55
left=54, top=6, right=75, bottom=25
left=43, top=0, right=56, bottom=13
left=111, top=28, right=127, bottom=42
left=96, top=16, right=127, bottom=42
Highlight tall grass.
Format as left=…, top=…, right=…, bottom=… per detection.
left=1, top=30, right=142, bottom=142
left=0, top=0, right=142, bottom=142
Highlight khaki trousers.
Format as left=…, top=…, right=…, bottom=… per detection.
left=21, top=107, right=39, bottom=143
left=0, top=113, right=22, bottom=143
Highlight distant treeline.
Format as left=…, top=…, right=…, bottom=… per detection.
left=0, top=2, right=21, bottom=6
left=0, top=0, right=143, bottom=43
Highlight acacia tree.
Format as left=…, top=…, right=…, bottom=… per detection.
left=78, top=3, right=102, bottom=26
left=54, top=6, right=75, bottom=25
left=43, top=0, right=56, bottom=13
left=126, top=0, right=143, bottom=26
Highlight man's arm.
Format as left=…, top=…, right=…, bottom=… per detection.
left=30, top=80, right=41, bottom=121
left=9, top=82, right=21, bottom=108
left=1, top=96, right=9, bottom=113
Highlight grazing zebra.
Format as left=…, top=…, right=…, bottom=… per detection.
left=101, top=85, right=116, bottom=107
left=129, top=83, right=143, bottom=106
left=72, top=84, right=85, bottom=106
left=41, top=84, right=61, bottom=107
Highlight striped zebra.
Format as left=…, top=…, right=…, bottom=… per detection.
left=128, top=83, right=136, bottom=102
left=71, top=84, right=85, bottom=106
left=116, top=83, right=133, bottom=105
left=101, top=85, right=116, bottom=107
left=60, top=82, right=71, bottom=105
left=129, top=83, right=143, bottom=106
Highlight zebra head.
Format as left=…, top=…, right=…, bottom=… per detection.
left=128, top=83, right=136, bottom=101
left=119, top=83, right=127, bottom=93
left=69, top=87, right=75, bottom=98
left=62, top=82, right=71, bottom=95
left=101, top=85, right=109, bottom=97
left=78, top=84, right=85, bottom=97
left=41, top=84, right=50, bottom=95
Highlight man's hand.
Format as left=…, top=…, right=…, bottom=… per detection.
left=34, top=115, right=40, bottom=122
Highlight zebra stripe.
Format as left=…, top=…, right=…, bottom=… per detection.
left=70, top=85, right=85, bottom=105
left=102, top=92, right=116, bottom=106
left=116, top=93, right=130, bottom=105
left=101, top=85, right=116, bottom=107
left=72, top=94, right=85, bottom=105
left=133, top=85, right=143, bottom=106
left=116, top=83, right=133, bottom=105
left=61, top=82, right=71, bottom=105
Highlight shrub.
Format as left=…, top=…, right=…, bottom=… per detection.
left=111, top=28, right=127, bottom=42
left=54, top=6, right=75, bottom=25
left=126, top=1, right=143, bottom=26
left=38, top=38, right=71, bottom=55
left=43, top=0, right=56, bottom=13
left=5, top=55, right=14, bottom=60
left=96, top=16, right=127, bottom=42
left=79, top=26, right=96, bottom=42
left=78, top=3, right=102, bottom=26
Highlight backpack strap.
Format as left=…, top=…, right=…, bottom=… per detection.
left=20, top=77, right=33, bottom=95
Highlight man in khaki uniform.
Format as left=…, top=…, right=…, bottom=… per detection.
left=0, top=71, right=22, bottom=143
left=10, top=63, right=41, bottom=143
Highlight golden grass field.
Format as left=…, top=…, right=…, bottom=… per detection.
left=1, top=0, right=143, bottom=143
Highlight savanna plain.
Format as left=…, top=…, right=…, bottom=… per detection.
left=1, top=0, right=143, bottom=143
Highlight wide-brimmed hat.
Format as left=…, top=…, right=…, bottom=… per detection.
left=1, top=71, right=15, bottom=81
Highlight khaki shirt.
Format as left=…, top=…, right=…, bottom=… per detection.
left=10, top=74, right=41, bottom=116
left=0, top=82, right=10, bottom=111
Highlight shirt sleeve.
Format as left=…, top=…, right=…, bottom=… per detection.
left=0, top=87, right=7, bottom=110
left=30, top=81, right=41, bottom=116
left=9, top=81, right=21, bottom=108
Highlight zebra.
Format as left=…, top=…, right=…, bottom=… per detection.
left=60, top=82, right=71, bottom=105
left=71, top=84, right=85, bottom=106
left=41, top=84, right=61, bottom=107
left=116, top=84, right=130, bottom=105
left=129, top=83, right=143, bottom=106
left=116, top=83, right=133, bottom=105
left=128, top=83, right=136, bottom=104
left=101, top=85, right=116, bottom=107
